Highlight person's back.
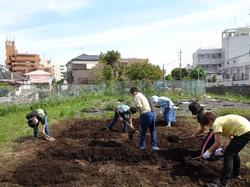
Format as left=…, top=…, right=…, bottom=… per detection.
left=213, top=114, right=250, bottom=137
left=158, top=97, right=174, bottom=107
left=134, top=92, right=151, bottom=114
left=26, top=108, right=51, bottom=140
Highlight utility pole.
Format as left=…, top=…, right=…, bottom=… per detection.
left=178, top=49, right=182, bottom=68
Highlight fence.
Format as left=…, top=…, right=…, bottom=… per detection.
left=0, top=80, right=206, bottom=104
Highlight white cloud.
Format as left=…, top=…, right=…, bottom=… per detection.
left=0, top=0, right=94, bottom=27
left=1, top=0, right=250, bottom=71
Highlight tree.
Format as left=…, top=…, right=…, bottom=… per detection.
left=165, top=74, right=173, bottom=80
left=100, top=50, right=121, bottom=68
left=171, top=68, right=188, bottom=80
left=99, top=50, right=121, bottom=79
left=190, top=67, right=205, bottom=80
left=91, top=63, right=105, bottom=84
left=103, top=65, right=113, bottom=81
left=126, top=63, right=162, bottom=80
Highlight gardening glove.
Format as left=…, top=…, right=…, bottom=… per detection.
left=215, top=148, right=224, bottom=156
left=203, top=150, right=212, bottom=159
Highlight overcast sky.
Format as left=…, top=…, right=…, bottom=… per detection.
left=0, top=0, right=250, bottom=73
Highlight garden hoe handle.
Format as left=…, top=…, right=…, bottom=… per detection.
left=117, top=112, right=135, bottom=130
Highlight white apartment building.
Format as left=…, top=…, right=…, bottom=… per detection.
left=52, top=64, right=66, bottom=81
left=221, top=27, right=250, bottom=82
left=193, top=48, right=223, bottom=80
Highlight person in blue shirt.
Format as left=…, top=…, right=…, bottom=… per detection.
left=107, top=104, right=137, bottom=133
left=151, top=95, right=176, bottom=127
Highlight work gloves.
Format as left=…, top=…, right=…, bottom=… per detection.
left=203, top=148, right=224, bottom=159
left=203, top=150, right=212, bottom=159
left=215, top=147, right=224, bottom=156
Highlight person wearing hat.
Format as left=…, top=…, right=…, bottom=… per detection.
left=199, top=112, right=250, bottom=187
left=26, top=108, right=54, bottom=141
left=151, top=95, right=176, bottom=127
left=130, top=87, right=159, bottom=151
left=107, top=104, right=137, bottom=133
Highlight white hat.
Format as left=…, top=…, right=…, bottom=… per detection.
left=151, top=95, right=159, bottom=103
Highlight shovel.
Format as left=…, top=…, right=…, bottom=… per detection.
left=39, top=129, right=55, bottom=141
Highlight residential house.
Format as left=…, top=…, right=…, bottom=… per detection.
left=66, top=54, right=99, bottom=84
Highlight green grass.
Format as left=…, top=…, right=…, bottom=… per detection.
left=0, top=93, right=121, bottom=153
left=215, top=108, right=250, bottom=118
left=207, top=92, right=250, bottom=103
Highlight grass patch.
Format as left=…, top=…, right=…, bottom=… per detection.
left=0, top=93, right=121, bottom=153
left=215, top=108, right=250, bottom=117
left=207, top=93, right=250, bottom=103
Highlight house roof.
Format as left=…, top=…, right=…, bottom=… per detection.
left=24, top=70, right=52, bottom=76
left=72, top=54, right=99, bottom=61
left=0, top=69, right=27, bottom=81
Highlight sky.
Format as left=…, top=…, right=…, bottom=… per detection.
left=0, top=0, right=250, bottom=73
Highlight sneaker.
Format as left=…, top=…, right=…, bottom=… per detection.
left=152, top=146, right=160, bottom=151
left=207, top=179, right=227, bottom=187
left=232, top=175, right=244, bottom=180
left=140, top=145, right=146, bottom=150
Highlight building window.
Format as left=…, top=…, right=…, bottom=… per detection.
left=233, top=60, right=236, bottom=63
left=241, top=73, right=244, bottom=80
left=232, top=74, right=236, bottom=81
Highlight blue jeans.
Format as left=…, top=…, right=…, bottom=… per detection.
left=139, top=112, right=157, bottom=147
left=34, top=116, right=49, bottom=138
left=107, top=112, right=128, bottom=132
left=163, top=107, right=176, bottom=125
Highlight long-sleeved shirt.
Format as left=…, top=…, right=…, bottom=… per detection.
left=134, top=92, right=151, bottom=114
left=152, top=96, right=174, bottom=113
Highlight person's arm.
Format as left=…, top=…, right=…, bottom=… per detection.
left=223, top=135, right=233, bottom=150
left=192, top=125, right=206, bottom=137
left=134, top=96, right=142, bottom=111
left=208, top=133, right=222, bottom=153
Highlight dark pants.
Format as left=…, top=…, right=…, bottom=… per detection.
left=139, top=112, right=157, bottom=147
left=34, top=116, right=49, bottom=138
left=220, top=131, right=250, bottom=185
left=107, top=112, right=128, bottom=132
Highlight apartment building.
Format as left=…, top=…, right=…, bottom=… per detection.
left=5, top=40, right=52, bottom=76
left=120, top=58, right=149, bottom=65
left=193, top=48, right=223, bottom=74
left=52, top=64, right=66, bottom=81
left=221, top=27, right=250, bottom=82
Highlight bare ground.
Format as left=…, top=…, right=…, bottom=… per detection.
left=0, top=117, right=249, bottom=187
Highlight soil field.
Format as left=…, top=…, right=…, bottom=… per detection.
left=0, top=118, right=249, bottom=187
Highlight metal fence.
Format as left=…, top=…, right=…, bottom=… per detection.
left=0, top=80, right=206, bottom=104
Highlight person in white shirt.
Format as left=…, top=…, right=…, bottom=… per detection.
left=130, top=87, right=159, bottom=151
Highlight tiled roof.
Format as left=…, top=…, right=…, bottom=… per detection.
left=0, top=69, right=27, bottom=81
left=72, top=54, right=99, bottom=61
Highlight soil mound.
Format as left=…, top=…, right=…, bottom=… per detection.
left=2, top=118, right=249, bottom=187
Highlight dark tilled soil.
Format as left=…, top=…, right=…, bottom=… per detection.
left=0, top=118, right=249, bottom=187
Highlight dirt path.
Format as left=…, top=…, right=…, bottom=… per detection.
left=0, top=118, right=249, bottom=187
